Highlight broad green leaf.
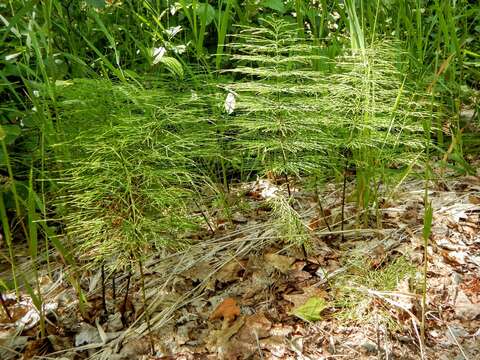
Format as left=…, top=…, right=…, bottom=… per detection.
left=423, top=201, right=433, bottom=241
left=86, top=0, right=106, bottom=8
left=196, top=3, right=215, bottom=26
left=292, top=297, right=327, bottom=322
left=159, top=56, right=184, bottom=79
left=0, top=125, right=21, bottom=145
left=261, top=0, right=286, bottom=13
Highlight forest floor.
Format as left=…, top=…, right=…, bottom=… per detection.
left=1, top=162, right=480, bottom=360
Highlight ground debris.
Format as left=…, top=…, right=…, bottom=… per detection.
left=4, top=175, right=480, bottom=359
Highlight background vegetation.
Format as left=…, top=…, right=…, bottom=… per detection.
left=0, top=0, right=478, bottom=339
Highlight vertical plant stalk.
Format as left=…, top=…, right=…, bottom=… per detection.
left=139, top=258, right=154, bottom=355
left=0, top=193, right=18, bottom=296
left=215, top=0, right=233, bottom=70
left=27, top=166, right=46, bottom=337
left=421, top=200, right=432, bottom=346
left=421, top=112, right=433, bottom=347
left=284, top=173, right=291, bottom=198
left=101, top=264, right=107, bottom=315
left=314, top=178, right=332, bottom=232
left=121, top=271, right=132, bottom=325
left=341, top=165, right=348, bottom=242
left=193, top=198, right=215, bottom=235
left=112, top=271, right=116, bottom=305
left=0, top=135, right=28, bottom=240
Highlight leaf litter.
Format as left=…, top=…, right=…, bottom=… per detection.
left=1, top=173, right=480, bottom=359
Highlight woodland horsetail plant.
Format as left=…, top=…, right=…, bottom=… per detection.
left=224, top=18, right=430, bottom=236
left=0, top=1, right=478, bottom=356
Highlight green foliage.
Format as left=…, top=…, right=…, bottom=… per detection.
left=292, top=297, right=328, bottom=322
left=334, top=256, right=416, bottom=323
left=270, top=195, right=309, bottom=247
left=324, top=42, right=430, bottom=213
left=225, top=17, right=331, bottom=179
left=53, top=79, right=203, bottom=268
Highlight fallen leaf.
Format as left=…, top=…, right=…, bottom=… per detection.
left=441, top=250, right=467, bottom=266
left=209, top=298, right=240, bottom=323
left=23, top=338, right=48, bottom=359
left=468, top=195, right=480, bottom=205
left=205, top=316, right=245, bottom=353
left=259, top=336, right=287, bottom=357
left=284, top=286, right=328, bottom=308
left=216, top=260, right=244, bottom=283
left=75, top=323, right=101, bottom=347
left=291, top=297, right=328, bottom=322
left=264, top=253, right=295, bottom=274
left=454, top=291, right=480, bottom=320
left=237, top=313, right=272, bottom=342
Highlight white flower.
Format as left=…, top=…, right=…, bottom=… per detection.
left=5, top=52, right=21, bottom=61
left=33, top=90, right=40, bottom=97
left=224, top=92, right=236, bottom=115
left=173, top=45, right=187, bottom=54
left=170, top=3, right=181, bottom=15
left=165, top=26, right=182, bottom=39
left=152, top=46, right=166, bottom=65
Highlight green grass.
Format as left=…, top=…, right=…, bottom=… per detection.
left=333, top=255, right=416, bottom=326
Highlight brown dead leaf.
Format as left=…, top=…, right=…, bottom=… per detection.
left=440, top=250, right=467, bottom=267
left=23, top=338, right=49, bottom=359
left=259, top=335, right=288, bottom=358
left=237, top=313, right=272, bottom=343
left=308, top=217, right=322, bottom=230
left=468, top=195, right=480, bottom=205
left=216, top=260, right=245, bottom=283
left=210, top=298, right=240, bottom=323
left=369, top=244, right=387, bottom=269
left=461, top=277, right=480, bottom=303
left=183, top=261, right=212, bottom=282
left=205, top=316, right=246, bottom=354
left=219, top=339, right=256, bottom=360
left=284, top=286, right=328, bottom=308
left=454, top=291, right=480, bottom=320
left=264, top=253, right=296, bottom=274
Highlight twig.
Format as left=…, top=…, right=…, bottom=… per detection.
left=193, top=198, right=215, bottom=235
left=314, top=177, right=332, bottom=232
left=120, top=271, right=131, bottom=326
left=447, top=325, right=469, bottom=360
left=101, top=264, right=107, bottom=316
left=112, top=270, right=116, bottom=306
left=284, top=173, right=291, bottom=198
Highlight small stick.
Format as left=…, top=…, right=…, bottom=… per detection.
left=314, top=178, right=332, bottom=232
left=301, top=243, right=308, bottom=259
left=284, top=173, right=291, bottom=197
left=101, top=264, right=107, bottom=315
left=193, top=198, right=215, bottom=235
left=121, top=271, right=131, bottom=325
left=112, top=271, right=116, bottom=304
